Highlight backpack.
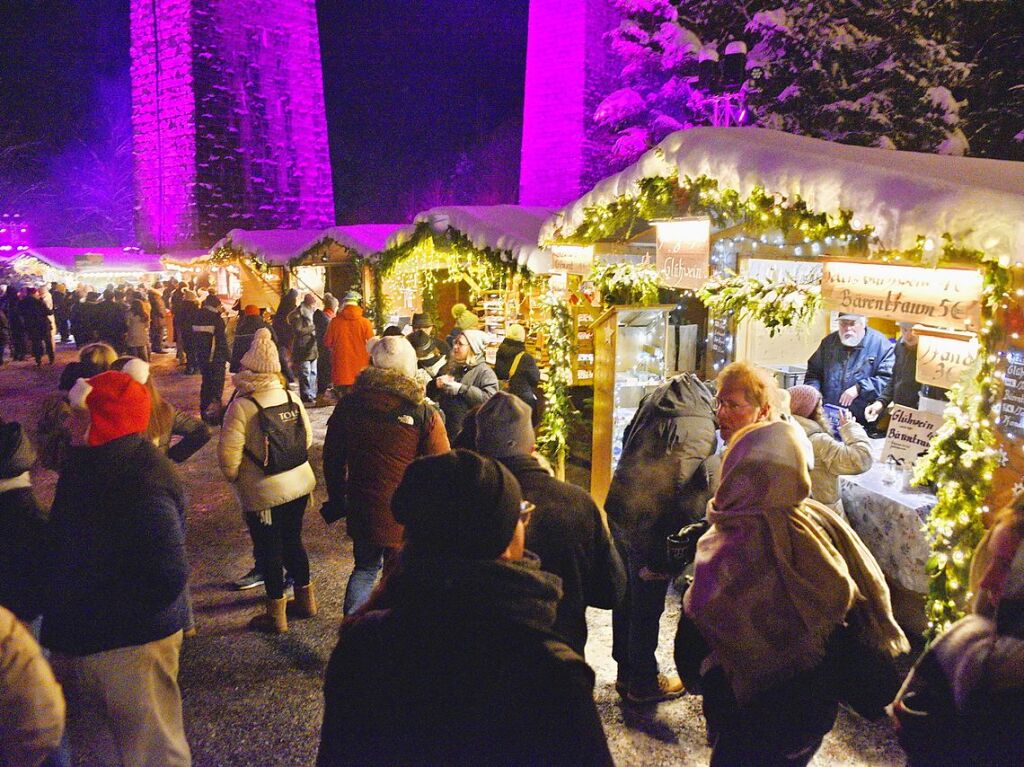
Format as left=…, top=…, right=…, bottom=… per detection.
left=242, top=391, right=308, bottom=475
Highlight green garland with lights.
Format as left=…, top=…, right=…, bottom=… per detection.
left=913, top=257, right=1008, bottom=636
left=589, top=260, right=661, bottom=306
left=697, top=272, right=823, bottom=336
left=536, top=288, right=579, bottom=465
left=552, top=170, right=1013, bottom=636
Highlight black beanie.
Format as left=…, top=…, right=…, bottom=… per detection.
left=393, top=449, right=522, bottom=560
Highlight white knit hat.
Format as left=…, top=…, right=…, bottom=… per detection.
left=240, top=328, right=281, bottom=373
left=370, top=335, right=417, bottom=379
left=460, top=329, right=488, bottom=357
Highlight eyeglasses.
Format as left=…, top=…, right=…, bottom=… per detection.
left=519, top=501, right=536, bottom=528
left=714, top=397, right=755, bottom=413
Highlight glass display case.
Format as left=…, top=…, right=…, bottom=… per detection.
left=591, top=305, right=675, bottom=506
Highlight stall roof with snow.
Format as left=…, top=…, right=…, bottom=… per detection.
left=207, top=225, right=405, bottom=267
left=386, top=205, right=556, bottom=273
left=20, top=246, right=169, bottom=275
left=543, top=127, right=1024, bottom=264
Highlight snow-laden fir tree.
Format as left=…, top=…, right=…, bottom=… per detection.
left=596, top=0, right=972, bottom=164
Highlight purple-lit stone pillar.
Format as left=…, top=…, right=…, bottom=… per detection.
left=519, top=0, right=619, bottom=208
left=130, top=0, right=335, bottom=250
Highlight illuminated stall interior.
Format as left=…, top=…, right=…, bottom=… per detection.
left=11, top=246, right=172, bottom=287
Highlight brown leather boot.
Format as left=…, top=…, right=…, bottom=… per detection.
left=290, top=583, right=318, bottom=619
left=249, top=597, right=288, bottom=634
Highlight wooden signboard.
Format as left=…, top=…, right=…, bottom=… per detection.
left=999, top=349, right=1024, bottom=443
left=550, top=245, right=594, bottom=276
left=915, top=326, right=980, bottom=389
left=821, top=261, right=982, bottom=331
left=881, top=405, right=946, bottom=469
left=571, top=304, right=600, bottom=385
left=655, top=218, right=711, bottom=290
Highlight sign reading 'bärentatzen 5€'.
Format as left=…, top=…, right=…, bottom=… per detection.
left=820, top=261, right=983, bottom=331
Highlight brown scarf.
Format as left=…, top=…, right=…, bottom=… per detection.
left=684, top=420, right=905, bottom=704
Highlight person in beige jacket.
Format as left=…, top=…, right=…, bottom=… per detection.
left=219, top=328, right=317, bottom=634
left=787, top=384, right=872, bottom=518
left=0, top=606, right=65, bottom=767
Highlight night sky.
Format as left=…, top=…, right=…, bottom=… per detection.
left=0, top=0, right=529, bottom=239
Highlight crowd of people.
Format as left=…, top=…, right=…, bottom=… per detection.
left=0, top=281, right=1021, bottom=767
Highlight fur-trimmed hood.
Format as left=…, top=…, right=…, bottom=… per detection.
left=355, top=366, right=424, bottom=404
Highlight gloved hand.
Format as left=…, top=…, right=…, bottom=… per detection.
left=442, top=379, right=462, bottom=395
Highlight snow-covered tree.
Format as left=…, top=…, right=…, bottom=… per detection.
left=596, top=0, right=972, bottom=164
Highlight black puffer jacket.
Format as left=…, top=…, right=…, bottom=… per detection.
left=604, top=373, right=718, bottom=568
left=0, top=422, right=46, bottom=621
left=493, top=339, right=541, bottom=407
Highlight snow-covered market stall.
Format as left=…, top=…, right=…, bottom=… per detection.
left=542, top=126, right=1024, bottom=635
left=373, top=205, right=554, bottom=358
left=5, top=245, right=172, bottom=287
left=162, top=225, right=401, bottom=311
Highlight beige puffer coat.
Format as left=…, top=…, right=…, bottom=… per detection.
left=792, top=414, right=873, bottom=517
left=0, top=606, right=65, bottom=767
left=218, top=371, right=315, bottom=512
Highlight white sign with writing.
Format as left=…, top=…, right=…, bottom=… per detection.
left=881, top=405, right=946, bottom=469
left=549, top=245, right=594, bottom=276
left=915, top=327, right=979, bottom=389
left=821, top=261, right=982, bottom=331
left=655, top=218, right=710, bottom=290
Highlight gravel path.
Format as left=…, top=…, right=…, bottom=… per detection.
left=0, top=345, right=907, bottom=766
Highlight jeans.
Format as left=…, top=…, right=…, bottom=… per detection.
left=343, top=541, right=397, bottom=615
left=250, top=496, right=311, bottom=600
left=296, top=359, right=317, bottom=401
left=611, top=543, right=670, bottom=684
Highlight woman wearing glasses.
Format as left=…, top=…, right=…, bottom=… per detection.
left=713, top=362, right=778, bottom=446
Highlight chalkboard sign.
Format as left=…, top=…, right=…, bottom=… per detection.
left=1000, top=349, right=1024, bottom=441
left=709, top=313, right=733, bottom=373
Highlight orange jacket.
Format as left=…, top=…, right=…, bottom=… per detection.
left=324, top=304, right=374, bottom=386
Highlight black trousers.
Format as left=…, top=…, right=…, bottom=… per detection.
left=29, top=331, right=55, bottom=364
left=199, top=359, right=226, bottom=417
left=249, top=495, right=311, bottom=599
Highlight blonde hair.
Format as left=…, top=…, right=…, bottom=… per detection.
left=79, top=343, right=118, bottom=371
left=716, top=361, right=779, bottom=415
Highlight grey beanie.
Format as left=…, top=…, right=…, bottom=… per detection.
left=475, top=392, right=535, bottom=458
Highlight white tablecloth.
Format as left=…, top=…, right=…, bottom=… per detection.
left=840, top=439, right=936, bottom=593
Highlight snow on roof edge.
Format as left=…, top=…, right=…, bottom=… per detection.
left=542, top=127, right=1024, bottom=263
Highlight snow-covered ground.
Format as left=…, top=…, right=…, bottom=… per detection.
left=0, top=344, right=906, bottom=766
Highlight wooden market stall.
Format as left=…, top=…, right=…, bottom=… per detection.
left=10, top=246, right=170, bottom=287
left=543, top=126, right=1024, bottom=634
left=162, top=225, right=402, bottom=311
left=374, top=205, right=554, bottom=363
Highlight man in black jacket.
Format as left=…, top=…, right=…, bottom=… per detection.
left=317, top=450, right=613, bottom=767
left=44, top=366, right=191, bottom=766
left=605, top=373, right=718, bottom=704
left=191, top=293, right=230, bottom=422
left=476, top=392, right=626, bottom=657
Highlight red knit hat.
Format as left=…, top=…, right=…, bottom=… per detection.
left=69, top=363, right=151, bottom=446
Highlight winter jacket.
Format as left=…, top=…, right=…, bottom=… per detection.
left=324, top=305, right=374, bottom=386
left=126, top=312, right=150, bottom=348
left=190, top=304, right=229, bottom=365
left=0, top=422, right=46, bottom=622
left=892, top=611, right=1024, bottom=767
left=288, top=305, right=319, bottom=363
left=42, top=434, right=190, bottom=655
left=0, top=606, right=65, bottom=767
left=0, top=308, right=9, bottom=349
left=804, top=329, right=894, bottom=425
left=218, top=371, right=315, bottom=512
left=323, top=367, right=449, bottom=547
left=94, top=299, right=128, bottom=350
left=317, top=555, right=614, bottom=767
left=494, top=338, right=541, bottom=407
left=19, top=295, right=52, bottom=337
left=792, top=414, right=872, bottom=515
left=429, top=360, right=499, bottom=441
left=69, top=299, right=98, bottom=345
left=157, top=408, right=211, bottom=464
left=604, top=373, right=718, bottom=568
left=497, top=453, right=626, bottom=656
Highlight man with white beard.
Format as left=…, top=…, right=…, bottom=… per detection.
left=804, top=313, right=894, bottom=426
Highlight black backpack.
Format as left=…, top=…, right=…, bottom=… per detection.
left=242, top=391, right=308, bottom=475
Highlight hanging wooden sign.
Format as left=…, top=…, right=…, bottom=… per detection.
left=914, top=326, right=980, bottom=389
left=820, top=261, right=982, bottom=331
left=655, top=218, right=711, bottom=290
left=549, top=245, right=594, bottom=276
